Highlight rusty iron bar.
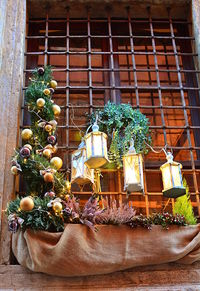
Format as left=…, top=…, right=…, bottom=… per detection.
left=24, top=8, right=200, bottom=216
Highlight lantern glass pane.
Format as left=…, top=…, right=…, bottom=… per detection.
left=85, top=135, right=92, bottom=159
left=127, top=156, right=140, bottom=184
left=72, top=149, right=84, bottom=177
left=161, top=166, right=172, bottom=190
left=93, top=133, right=102, bottom=156
left=103, top=134, right=108, bottom=159
left=71, top=148, right=94, bottom=185
left=171, top=165, right=182, bottom=186
left=123, top=154, right=144, bottom=192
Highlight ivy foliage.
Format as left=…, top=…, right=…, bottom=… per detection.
left=173, top=179, right=197, bottom=225
left=88, top=102, right=152, bottom=168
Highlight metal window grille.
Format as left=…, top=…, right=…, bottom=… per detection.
left=22, top=6, right=200, bottom=215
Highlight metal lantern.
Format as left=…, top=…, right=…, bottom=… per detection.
left=71, top=141, right=94, bottom=186
left=160, top=152, right=186, bottom=198
left=84, top=122, right=109, bottom=169
left=123, top=140, right=144, bottom=193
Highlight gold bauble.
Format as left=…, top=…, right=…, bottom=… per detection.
left=43, top=88, right=50, bottom=96
left=50, top=80, right=57, bottom=89
left=36, top=98, right=45, bottom=108
left=43, top=149, right=52, bottom=158
left=53, top=201, right=62, bottom=213
left=52, top=104, right=61, bottom=117
left=11, top=166, right=18, bottom=175
left=45, top=124, right=53, bottom=132
left=24, top=144, right=32, bottom=151
left=50, top=157, right=63, bottom=170
left=21, top=129, right=33, bottom=140
left=44, top=172, right=54, bottom=183
left=20, top=197, right=34, bottom=211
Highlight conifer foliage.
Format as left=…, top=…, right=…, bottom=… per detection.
left=173, top=179, right=197, bottom=225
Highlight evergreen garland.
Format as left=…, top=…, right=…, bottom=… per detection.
left=11, top=66, right=66, bottom=197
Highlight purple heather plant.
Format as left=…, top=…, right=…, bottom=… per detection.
left=63, top=196, right=80, bottom=221
left=95, top=197, right=136, bottom=225
left=80, top=196, right=104, bottom=230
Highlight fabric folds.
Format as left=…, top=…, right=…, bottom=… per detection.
left=12, top=224, right=200, bottom=277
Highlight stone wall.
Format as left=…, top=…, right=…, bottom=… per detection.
left=0, top=0, right=26, bottom=264
left=0, top=0, right=200, bottom=289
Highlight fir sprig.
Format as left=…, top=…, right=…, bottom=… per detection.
left=173, top=179, right=197, bottom=225
left=13, top=152, right=66, bottom=197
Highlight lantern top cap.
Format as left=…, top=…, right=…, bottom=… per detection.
left=92, top=122, right=99, bottom=132
left=160, top=152, right=182, bottom=170
left=166, top=152, right=173, bottom=162
left=128, top=139, right=136, bottom=154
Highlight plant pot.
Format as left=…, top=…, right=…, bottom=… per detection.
left=12, top=224, right=200, bottom=277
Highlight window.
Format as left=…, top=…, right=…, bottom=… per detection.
left=23, top=6, right=200, bottom=216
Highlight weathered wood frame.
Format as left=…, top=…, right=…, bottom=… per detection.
left=0, top=0, right=200, bottom=288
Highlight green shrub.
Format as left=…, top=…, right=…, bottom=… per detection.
left=173, top=179, right=197, bottom=225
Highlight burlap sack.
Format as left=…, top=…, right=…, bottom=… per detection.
left=12, top=224, right=200, bottom=277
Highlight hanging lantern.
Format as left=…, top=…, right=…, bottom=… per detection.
left=123, top=140, right=144, bottom=193
left=160, top=152, right=186, bottom=198
left=71, top=141, right=94, bottom=186
left=84, top=122, right=109, bottom=169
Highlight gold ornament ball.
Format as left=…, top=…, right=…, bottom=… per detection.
left=53, top=201, right=62, bottom=213
left=50, top=157, right=63, bottom=170
left=11, top=166, right=18, bottom=175
left=52, top=104, right=61, bottom=117
left=45, top=124, right=53, bottom=132
left=24, top=144, right=32, bottom=151
left=50, top=80, right=57, bottom=89
left=36, top=98, right=45, bottom=108
left=43, top=88, right=50, bottom=96
left=21, top=129, right=33, bottom=140
left=44, top=172, right=54, bottom=183
left=20, top=197, right=34, bottom=211
left=43, top=149, right=52, bottom=158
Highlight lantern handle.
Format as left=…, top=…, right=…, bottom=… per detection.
left=85, top=123, right=92, bottom=135
left=144, top=141, right=169, bottom=158
left=85, top=113, right=99, bottom=135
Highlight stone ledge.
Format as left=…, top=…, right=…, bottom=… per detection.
left=0, top=263, right=200, bottom=290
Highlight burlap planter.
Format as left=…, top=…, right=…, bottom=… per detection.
left=12, top=224, right=200, bottom=277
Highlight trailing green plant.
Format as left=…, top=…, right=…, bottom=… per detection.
left=173, top=179, right=197, bottom=225
left=88, top=102, right=151, bottom=168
